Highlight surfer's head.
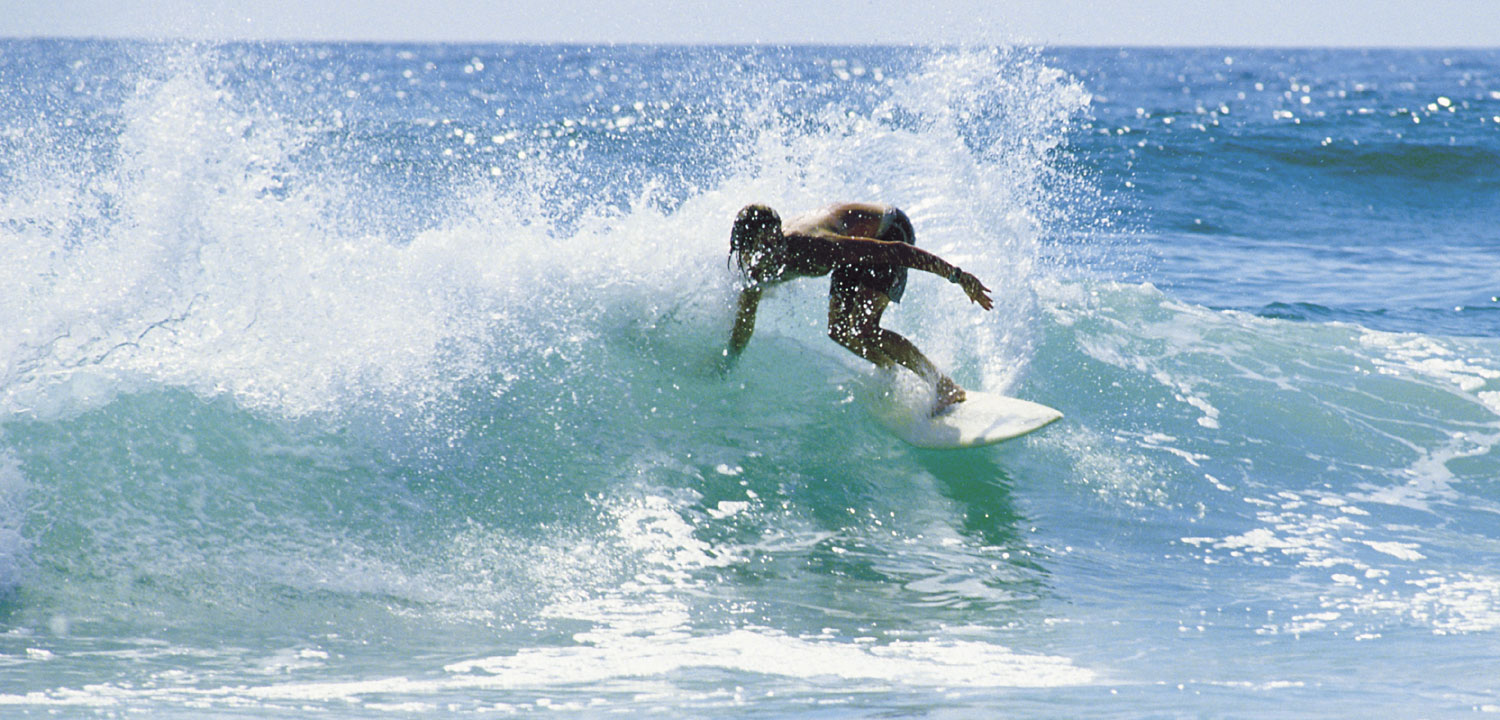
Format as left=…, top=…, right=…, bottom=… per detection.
left=730, top=203, right=782, bottom=275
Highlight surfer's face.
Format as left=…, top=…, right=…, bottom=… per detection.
left=742, top=227, right=776, bottom=256
left=730, top=204, right=782, bottom=278
left=737, top=228, right=782, bottom=278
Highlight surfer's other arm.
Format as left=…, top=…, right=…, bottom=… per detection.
left=799, top=233, right=994, bottom=310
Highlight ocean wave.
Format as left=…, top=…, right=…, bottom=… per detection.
left=1259, top=140, right=1500, bottom=184
left=0, top=41, right=1102, bottom=705
left=5, top=39, right=1499, bottom=715
left=1253, top=302, right=1500, bottom=338
left=1037, top=280, right=1500, bottom=639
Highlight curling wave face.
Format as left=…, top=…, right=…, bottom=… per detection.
left=1, top=41, right=1498, bottom=717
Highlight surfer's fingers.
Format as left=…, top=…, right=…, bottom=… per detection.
left=966, top=284, right=994, bottom=309
left=976, top=287, right=994, bottom=309
left=958, top=274, right=992, bottom=307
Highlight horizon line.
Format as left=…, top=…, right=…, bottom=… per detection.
left=5, top=35, right=1499, bottom=52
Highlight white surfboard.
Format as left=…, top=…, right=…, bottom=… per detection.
left=870, top=391, right=1062, bottom=449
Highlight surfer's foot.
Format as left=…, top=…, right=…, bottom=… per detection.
left=934, top=377, right=967, bottom=415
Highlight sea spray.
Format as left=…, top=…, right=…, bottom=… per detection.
left=5, top=40, right=1495, bottom=718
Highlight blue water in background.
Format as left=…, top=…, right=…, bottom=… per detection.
left=1, top=40, right=1498, bottom=717
left=1071, top=48, right=1500, bottom=337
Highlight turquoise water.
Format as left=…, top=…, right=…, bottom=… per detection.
left=2, top=41, right=1498, bottom=717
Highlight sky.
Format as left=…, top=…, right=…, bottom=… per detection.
left=4, top=0, right=1499, bottom=47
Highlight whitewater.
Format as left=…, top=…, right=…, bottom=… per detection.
left=2, top=41, right=1498, bottom=717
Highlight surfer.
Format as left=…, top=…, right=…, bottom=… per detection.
left=722, top=202, right=993, bottom=411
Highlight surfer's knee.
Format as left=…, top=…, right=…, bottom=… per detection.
left=827, top=323, right=859, bottom=349
left=829, top=325, right=890, bottom=366
left=828, top=320, right=876, bottom=346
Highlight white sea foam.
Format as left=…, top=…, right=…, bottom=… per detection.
left=1, top=46, right=1079, bottom=431
left=1182, top=481, right=1500, bottom=638
left=0, top=629, right=1091, bottom=711
left=446, top=629, right=1094, bottom=689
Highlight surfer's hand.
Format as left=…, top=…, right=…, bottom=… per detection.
left=714, top=347, right=739, bottom=378
left=958, top=272, right=993, bottom=310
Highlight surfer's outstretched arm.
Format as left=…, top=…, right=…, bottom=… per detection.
left=722, top=285, right=763, bottom=371
left=791, top=233, right=994, bottom=310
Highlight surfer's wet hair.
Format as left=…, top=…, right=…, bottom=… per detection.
left=729, top=203, right=781, bottom=272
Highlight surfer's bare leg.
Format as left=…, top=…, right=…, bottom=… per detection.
left=828, top=286, right=966, bottom=410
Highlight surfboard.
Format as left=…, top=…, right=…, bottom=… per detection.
left=869, top=391, right=1062, bottom=449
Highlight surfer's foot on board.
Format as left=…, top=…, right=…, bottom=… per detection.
left=934, top=377, right=967, bottom=415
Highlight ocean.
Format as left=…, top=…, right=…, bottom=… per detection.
left=2, top=39, right=1498, bottom=717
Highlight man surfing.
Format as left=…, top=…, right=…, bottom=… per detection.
left=721, top=202, right=993, bottom=412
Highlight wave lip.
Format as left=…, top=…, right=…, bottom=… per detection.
left=1252, top=301, right=1500, bottom=338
